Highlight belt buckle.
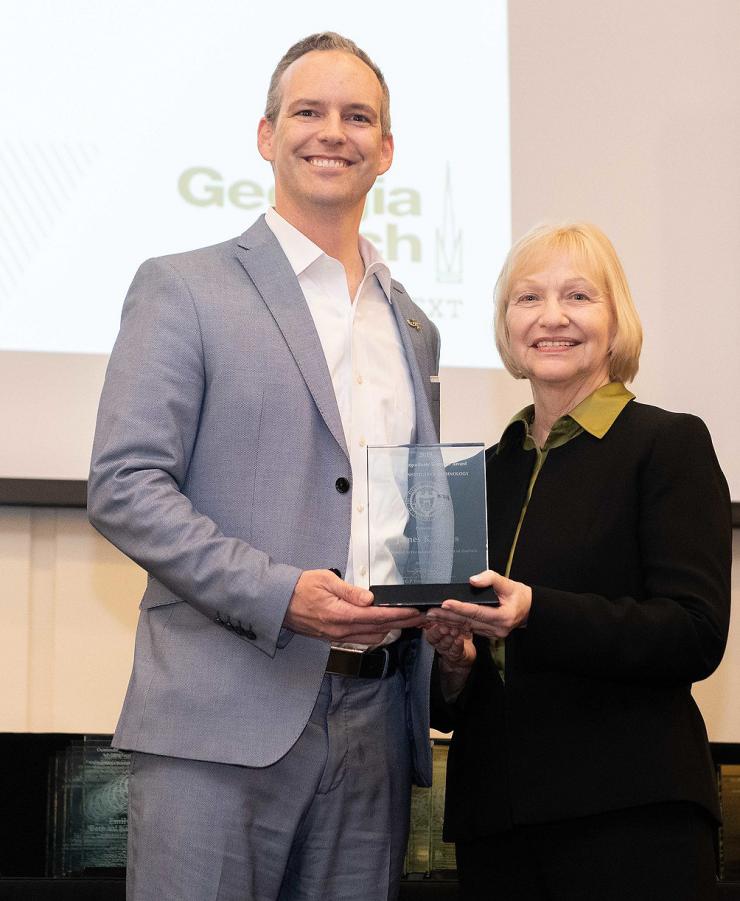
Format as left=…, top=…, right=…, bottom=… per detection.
left=327, top=646, right=364, bottom=677
left=344, top=647, right=366, bottom=677
left=327, top=646, right=390, bottom=679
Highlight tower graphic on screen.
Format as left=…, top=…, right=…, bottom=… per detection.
left=435, top=163, right=462, bottom=284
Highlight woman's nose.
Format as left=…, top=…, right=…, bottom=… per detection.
left=538, top=296, right=569, bottom=326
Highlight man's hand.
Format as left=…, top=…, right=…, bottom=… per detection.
left=284, top=569, right=426, bottom=644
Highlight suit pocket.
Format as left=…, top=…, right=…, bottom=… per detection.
left=139, top=578, right=183, bottom=610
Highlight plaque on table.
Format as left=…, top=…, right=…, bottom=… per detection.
left=367, top=443, right=498, bottom=607
left=404, top=739, right=457, bottom=877
left=404, top=775, right=432, bottom=875
left=47, top=736, right=130, bottom=876
left=719, top=763, right=740, bottom=880
left=430, top=743, right=458, bottom=873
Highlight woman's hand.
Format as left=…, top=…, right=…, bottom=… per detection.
left=423, top=619, right=476, bottom=703
left=427, top=570, right=532, bottom=639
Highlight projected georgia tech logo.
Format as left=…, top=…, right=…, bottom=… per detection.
left=177, top=167, right=422, bottom=262
left=177, top=165, right=464, bottom=316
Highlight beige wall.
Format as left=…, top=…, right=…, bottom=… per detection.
left=440, top=0, right=740, bottom=496
left=507, top=0, right=740, bottom=495
left=0, top=510, right=737, bottom=739
left=0, top=507, right=143, bottom=733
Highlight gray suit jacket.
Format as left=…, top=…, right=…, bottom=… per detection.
left=88, top=215, right=440, bottom=785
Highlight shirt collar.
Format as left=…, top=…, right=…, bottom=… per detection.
left=265, top=207, right=392, bottom=302
left=499, top=382, right=635, bottom=450
left=569, top=381, right=635, bottom=438
left=358, top=234, right=392, bottom=299
left=265, top=207, right=323, bottom=276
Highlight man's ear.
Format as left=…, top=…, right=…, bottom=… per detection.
left=257, top=117, right=274, bottom=162
left=378, top=133, right=394, bottom=176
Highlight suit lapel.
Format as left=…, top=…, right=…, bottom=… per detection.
left=234, top=218, right=348, bottom=459
left=389, top=283, right=439, bottom=444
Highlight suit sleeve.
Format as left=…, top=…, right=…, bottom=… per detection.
left=429, top=646, right=488, bottom=733
left=519, top=414, right=731, bottom=683
left=88, top=258, right=302, bottom=657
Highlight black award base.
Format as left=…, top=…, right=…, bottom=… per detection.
left=371, top=583, right=500, bottom=608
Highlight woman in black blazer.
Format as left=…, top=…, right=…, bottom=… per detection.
left=425, top=222, right=731, bottom=901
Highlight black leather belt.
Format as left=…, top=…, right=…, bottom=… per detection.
left=325, top=643, right=400, bottom=679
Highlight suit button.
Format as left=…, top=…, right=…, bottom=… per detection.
left=329, top=568, right=341, bottom=577
left=335, top=477, right=350, bottom=493
left=245, top=628, right=256, bottom=640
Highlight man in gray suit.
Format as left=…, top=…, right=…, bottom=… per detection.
left=88, top=31, right=441, bottom=901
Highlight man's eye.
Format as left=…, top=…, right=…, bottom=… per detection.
left=349, top=113, right=370, bottom=123
left=296, top=110, right=317, bottom=118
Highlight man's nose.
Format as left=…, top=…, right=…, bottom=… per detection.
left=318, top=112, right=347, bottom=143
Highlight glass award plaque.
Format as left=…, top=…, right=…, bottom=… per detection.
left=367, top=443, right=498, bottom=607
left=403, top=739, right=457, bottom=878
left=718, top=763, right=740, bottom=880
left=47, top=736, right=130, bottom=876
left=430, top=742, right=458, bottom=873
left=404, top=776, right=432, bottom=876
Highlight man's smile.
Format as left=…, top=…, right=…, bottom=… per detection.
left=305, top=156, right=352, bottom=168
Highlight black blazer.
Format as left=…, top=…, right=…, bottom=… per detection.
left=433, top=400, right=731, bottom=841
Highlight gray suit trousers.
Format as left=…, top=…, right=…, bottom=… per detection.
left=126, top=671, right=413, bottom=901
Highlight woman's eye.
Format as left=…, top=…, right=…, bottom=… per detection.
left=569, top=292, right=590, bottom=301
left=516, top=294, right=538, bottom=304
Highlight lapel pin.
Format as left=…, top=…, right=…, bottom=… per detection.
left=406, top=318, right=422, bottom=331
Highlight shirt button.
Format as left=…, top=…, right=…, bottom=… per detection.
left=356, top=374, right=363, bottom=385
left=359, top=438, right=366, bottom=447
left=335, top=477, right=350, bottom=494
left=356, top=503, right=365, bottom=513
left=359, top=565, right=368, bottom=577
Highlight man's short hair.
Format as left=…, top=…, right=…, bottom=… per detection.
left=264, top=32, right=391, bottom=136
left=494, top=222, right=643, bottom=383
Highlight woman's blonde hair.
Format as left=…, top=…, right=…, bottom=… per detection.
left=494, top=222, right=643, bottom=383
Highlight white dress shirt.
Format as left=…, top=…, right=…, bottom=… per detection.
left=265, top=208, right=416, bottom=644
